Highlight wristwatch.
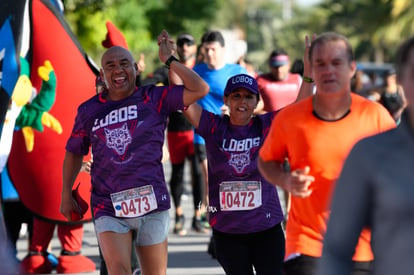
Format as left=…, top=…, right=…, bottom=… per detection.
left=165, top=56, right=179, bottom=69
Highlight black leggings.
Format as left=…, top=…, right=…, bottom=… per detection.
left=169, top=154, right=203, bottom=211
left=213, top=223, right=285, bottom=275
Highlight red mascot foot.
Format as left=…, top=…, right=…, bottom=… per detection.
left=56, top=250, right=96, bottom=274
left=21, top=252, right=53, bottom=274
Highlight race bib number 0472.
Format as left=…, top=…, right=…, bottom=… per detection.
left=219, top=181, right=262, bottom=211
left=110, top=185, right=158, bottom=217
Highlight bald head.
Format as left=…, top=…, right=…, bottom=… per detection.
left=101, top=46, right=134, bottom=68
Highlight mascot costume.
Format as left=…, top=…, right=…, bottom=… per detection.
left=1, top=54, right=62, bottom=272
left=0, top=0, right=105, bottom=273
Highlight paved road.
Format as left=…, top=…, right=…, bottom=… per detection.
left=16, top=160, right=224, bottom=275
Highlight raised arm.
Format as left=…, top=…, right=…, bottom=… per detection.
left=157, top=30, right=209, bottom=107
left=295, top=34, right=316, bottom=102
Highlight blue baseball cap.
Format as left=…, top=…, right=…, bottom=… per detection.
left=224, top=74, right=259, bottom=96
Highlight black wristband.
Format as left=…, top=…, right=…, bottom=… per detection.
left=165, top=56, right=179, bottom=69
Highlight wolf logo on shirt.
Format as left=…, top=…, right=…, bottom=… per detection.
left=104, top=122, right=132, bottom=155
left=228, top=151, right=250, bottom=174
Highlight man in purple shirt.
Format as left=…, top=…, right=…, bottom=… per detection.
left=60, top=30, right=209, bottom=275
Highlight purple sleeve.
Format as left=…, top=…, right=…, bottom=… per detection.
left=195, top=109, right=218, bottom=138
left=65, top=106, right=90, bottom=155
left=148, top=85, right=185, bottom=115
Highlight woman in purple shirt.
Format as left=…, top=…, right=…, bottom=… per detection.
left=60, top=30, right=209, bottom=275
left=183, top=73, right=312, bottom=275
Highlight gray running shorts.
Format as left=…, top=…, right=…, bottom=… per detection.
left=94, top=210, right=170, bottom=246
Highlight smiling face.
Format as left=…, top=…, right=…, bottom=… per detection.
left=100, top=46, right=138, bottom=100
left=225, top=88, right=258, bottom=126
left=311, top=40, right=356, bottom=96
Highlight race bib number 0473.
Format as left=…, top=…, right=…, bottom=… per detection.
left=219, top=181, right=262, bottom=211
left=110, top=185, right=158, bottom=217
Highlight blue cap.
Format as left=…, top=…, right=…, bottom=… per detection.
left=224, top=74, right=258, bottom=96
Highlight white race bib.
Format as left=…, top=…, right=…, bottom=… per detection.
left=219, top=181, right=262, bottom=211
left=110, top=185, right=158, bottom=217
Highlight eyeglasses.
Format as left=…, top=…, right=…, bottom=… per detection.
left=177, top=39, right=195, bottom=47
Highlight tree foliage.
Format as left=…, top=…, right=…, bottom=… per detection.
left=64, top=0, right=221, bottom=74
left=146, top=0, right=219, bottom=39
left=302, top=0, right=414, bottom=62
left=62, top=0, right=414, bottom=74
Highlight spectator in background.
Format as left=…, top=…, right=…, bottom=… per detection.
left=196, top=44, right=205, bottom=65
left=351, top=69, right=372, bottom=97
left=379, top=67, right=407, bottom=122
left=290, top=58, right=304, bottom=76
left=255, top=49, right=303, bottom=114
left=356, top=67, right=408, bottom=122
left=319, top=35, right=414, bottom=275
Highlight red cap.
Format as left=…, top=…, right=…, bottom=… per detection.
left=102, top=20, right=128, bottom=49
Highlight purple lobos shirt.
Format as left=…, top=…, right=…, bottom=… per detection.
left=197, top=110, right=284, bottom=234
left=66, top=85, right=184, bottom=220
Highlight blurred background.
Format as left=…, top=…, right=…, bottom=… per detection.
left=63, top=0, right=412, bottom=78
